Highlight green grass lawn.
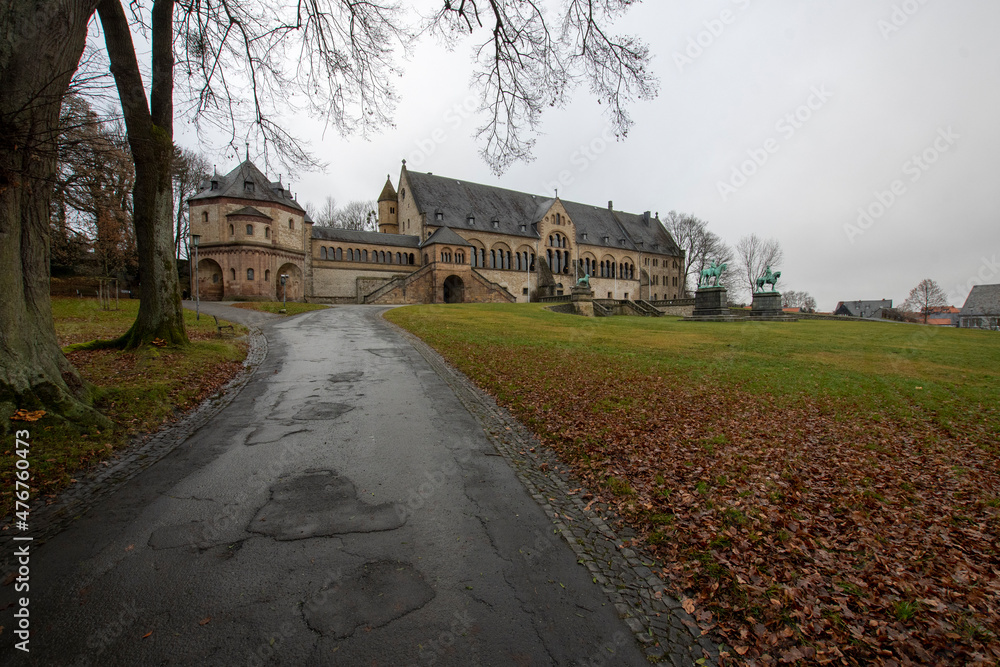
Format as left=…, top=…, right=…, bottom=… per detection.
left=388, top=303, right=998, bottom=441
left=2, top=299, right=248, bottom=517
left=386, top=303, right=1000, bottom=664
left=228, top=301, right=330, bottom=316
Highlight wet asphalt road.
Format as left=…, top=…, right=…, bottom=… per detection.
left=2, top=305, right=646, bottom=666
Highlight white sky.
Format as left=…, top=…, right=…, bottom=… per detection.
left=173, top=0, right=1000, bottom=311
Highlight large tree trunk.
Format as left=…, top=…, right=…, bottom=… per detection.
left=98, top=0, right=186, bottom=348
left=0, top=0, right=108, bottom=431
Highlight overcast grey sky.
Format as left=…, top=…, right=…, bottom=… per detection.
left=177, top=0, right=1000, bottom=311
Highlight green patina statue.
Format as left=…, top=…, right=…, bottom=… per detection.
left=755, top=266, right=781, bottom=293
left=576, top=274, right=591, bottom=288
left=699, top=262, right=727, bottom=288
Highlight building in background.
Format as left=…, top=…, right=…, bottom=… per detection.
left=959, top=284, right=1000, bottom=330
left=833, top=299, right=893, bottom=319
left=188, top=160, right=685, bottom=305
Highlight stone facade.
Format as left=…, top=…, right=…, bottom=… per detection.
left=189, top=160, right=685, bottom=305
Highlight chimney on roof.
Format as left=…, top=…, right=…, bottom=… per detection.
left=608, top=200, right=613, bottom=210
left=643, top=211, right=650, bottom=225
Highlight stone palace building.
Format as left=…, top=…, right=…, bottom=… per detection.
left=188, top=159, right=685, bottom=305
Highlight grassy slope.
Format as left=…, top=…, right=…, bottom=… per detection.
left=2, top=299, right=247, bottom=516
left=386, top=303, right=1000, bottom=664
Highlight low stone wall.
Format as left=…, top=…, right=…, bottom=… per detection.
left=306, top=296, right=357, bottom=305
left=658, top=305, right=694, bottom=317
left=545, top=303, right=576, bottom=315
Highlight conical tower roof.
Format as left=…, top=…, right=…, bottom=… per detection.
left=377, top=175, right=397, bottom=203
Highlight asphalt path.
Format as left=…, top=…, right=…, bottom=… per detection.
left=2, top=305, right=647, bottom=666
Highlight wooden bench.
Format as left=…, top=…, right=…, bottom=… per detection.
left=213, top=315, right=235, bottom=336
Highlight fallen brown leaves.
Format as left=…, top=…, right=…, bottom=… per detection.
left=447, top=344, right=999, bottom=665
left=10, top=409, right=46, bottom=422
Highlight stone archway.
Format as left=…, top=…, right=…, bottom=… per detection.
left=443, top=275, right=464, bottom=304
left=276, top=262, right=303, bottom=301
left=197, top=258, right=224, bottom=301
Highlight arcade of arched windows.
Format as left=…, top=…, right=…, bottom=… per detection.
left=593, top=256, right=635, bottom=279
left=317, top=246, right=415, bottom=265
left=468, top=242, right=533, bottom=271
left=545, top=212, right=571, bottom=226
left=438, top=248, right=466, bottom=264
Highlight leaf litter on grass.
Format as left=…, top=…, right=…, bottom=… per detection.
left=428, top=341, right=1000, bottom=665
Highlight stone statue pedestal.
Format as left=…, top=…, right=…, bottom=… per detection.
left=751, top=291, right=797, bottom=321
left=571, top=285, right=595, bottom=317
left=684, top=286, right=741, bottom=321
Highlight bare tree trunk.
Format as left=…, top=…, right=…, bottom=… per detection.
left=98, top=0, right=186, bottom=347
left=0, top=0, right=109, bottom=431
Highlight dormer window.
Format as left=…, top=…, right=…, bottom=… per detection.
left=581, top=232, right=588, bottom=241
left=491, top=218, right=499, bottom=229
left=244, top=180, right=254, bottom=193
left=519, top=224, right=527, bottom=232
left=467, top=214, right=475, bottom=226
left=435, top=209, right=443, bottom=221
left=210, top=180, right=219, bottom=190
left=603, top=235, right=610, bottom=243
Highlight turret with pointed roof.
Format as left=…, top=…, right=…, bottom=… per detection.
left=377, top=174, right=399, bottom=235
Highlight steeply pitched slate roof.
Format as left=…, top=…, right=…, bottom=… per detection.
left=189, top=159, right=306, bottom=213
left=311, top=226, right=421, bottom=248
left=960, top=283, right=1000, bottom=316
left=421, top=226, right=471, bottom=248
left=834, top=299, right=892, bottom=317
left=225, top=205, right=272, bottom=219
left=403, top=170, right=681, bottom=255
left=377, top=176, right=397, bottom=203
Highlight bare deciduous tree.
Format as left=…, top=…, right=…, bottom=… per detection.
left=903, top=278, right=949, bottom=324
left=3, top=0, right=657, bottom=424
left=335, top=200, right=377, bottom=231
left=661, top=211, right=732, bottom=294
left=310, top=196, right=339, bottom=228
left=735, top=234, right=784, bottom=300
left=782, top=290, right=817, bottom=313
left=0, top=0, right=110, bottom=430
left=172, top=147, right=211, bottom=261
left=54, top=96, right=137, bottom=279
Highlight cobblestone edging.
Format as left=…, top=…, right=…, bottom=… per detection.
left=390, top=323, right=722, bottom=666
left=5, top=328, right=268, bottom=547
